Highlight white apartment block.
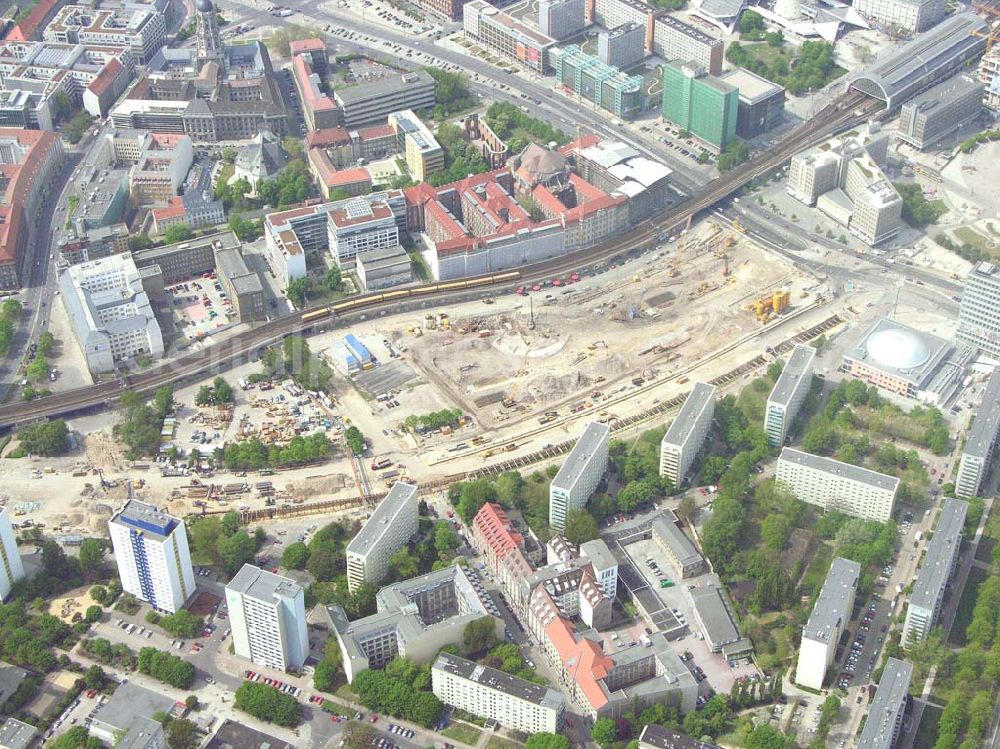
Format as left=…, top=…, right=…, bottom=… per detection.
left=795, top=557, right=860, bottom=690
left=659, top=382, right=715, bottom=487
left=345, top=481, right=419, bottom=593
left=956, top=367, right=1000, bottom=498
left=44, top=6, right=167, bottom=64
left=432, top=652, right=565, bottom=733
left=0, top=508, right=24, bottom=601
left=549, top=421, right=610, bottom=532
left=579, top=539, right=619, bottom=599
left=60, top=254, right=164, bottom=374
left=652, top=16, right=723, bottom=75
left=978, top=51, right=1000, bottom=111
left=775, top=448, right=899, bottom=522
left=857, top=658, right=913, bottom=749
left=765, top=345, right=815, bottom=447
left=843, top=154, right=902, bottom=246
left=901, top=499, right=968, bottom=649
left=387, top=110, right=444, bottom=182
left=226, top=564, right=309, bottom=671
left=109, top=500, right=195, bottom=613
left=852, top=0, right=944, bottom=33
left=593, top=0, right=656, bottom=52
left=958, top=262, right=1000, bottom=361
left=786, top=149, right=840, bottom=205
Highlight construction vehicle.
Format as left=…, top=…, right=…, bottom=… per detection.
left=731, top=219, right=747, bottom=234
left=747, top=289, right=790, bottom=322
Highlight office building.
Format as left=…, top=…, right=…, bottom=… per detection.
left=776, top=447, right=899, bottom=522
left=688, top=578, right=743, bottom=653
left=718, top=68, right=785, bottom=138
left=842, top=317, right=965, bottom=405
left=897, top=75, right=983, bottom=151
left=432, top=652, right=565, bottom=733
left=206, top=721, right=293, bottom=749
left=651, top=511, right=705, bottom=579
left=661, top=61, right=738, bottom=151
left=593, top=0, right=661, bottom=54
left=842, top=153, right=903, bottom=246
left=901, top=499, right=968, bottom=649
left=539, top=0, right=586, bottom=40
left=598, top=22, right=646, bottom=70
left=90, top=682, right=174, bottom=746
left=956, top=368, right=1000, bottom=498
left=226, top=564, right=309, bottom=671
left=0, top=509, right=24, bottom=602
left=765, top=344, right=815, bottom=446
left=60, top=254, right=164, bottom=374
left=410, top=0, right=470, bottom=19
left=659, top=382, right=715, bottom=487
left=108, top=500, right=194, bottom=613
left=335, top=71, right=436, bottom=128
left=111, top=40, right=286, bottom=140
left=573, top=139, right=672, bottom=223
left=958, top=261, right=1000, bottom=359
left=786, top=148, right=841, bottom=205
left=639, top=725, right=716, bottom=749
left=852, top=0, right=944, bottom=33
left=857, top=658, right=912, bottom=749
left=549, top=422, right=610, bottom=531
left=549, top=46, right=645, bottom=120
left=978, top=50, right=1000, bottom=112
left=326, top=198, right=402, bottom=268
left=356, top=245, right=412, bottom=291
left=464, top=1, right=557, bottom=74
left=795, top=557, right=860, bottom=690
left=44, top=5, right=167, bottom=64
left=0, top=129, right=64, bottom=289
left=292, top=42, right=339, bottom=131
left=0, top=718, right=37, bottom=749
left=262, top=190, right=406, bottom=288
left=388, top=110, right=444, bottom=182
left=328, top=564, right=503, bottom=682
left=128, top=134, right=194, bottom=205
left=652, top=16, right=722, bottom=75
left=346, top=481, right=419, bottom=593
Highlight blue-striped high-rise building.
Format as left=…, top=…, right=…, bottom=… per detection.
left=109, top=500, right=194, bottom=613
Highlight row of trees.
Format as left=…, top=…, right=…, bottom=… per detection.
left=351, top=657, right=444, bottom=728
left=146, top=608, right=204, bottom=639
left=80, top=637, right=135, bottom=670
left=137, top=646, right=196, bottom=689
left=484, top=102, right=569, bottom=155
left=402, top=408, right=464, bottom=432
left=0, top=298, right=21, bottom=357
left=222, top=433, right=333, bottom=471
left=261, top=336, right=333, bottom=391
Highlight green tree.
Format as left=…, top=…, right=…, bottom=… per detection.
left=463, top=616, right=499, bottom=655
left=84, top=664, right=105, bottom=689
left=324, top=265, right=343, bottom=292
left=388, top=547, right=419, bottom=580
left=525, top=735, right=571, bottom=749
left=167, top=718, right=199, bottom=749
left=163, top=225, right=194, bottom=244
left=78, top=538, right=106, bottom=577
left=281, top=542, right=310, bottom=570
left=26, top=354, right=49, bottom=382
left=592, top=718, right=618, bottom=749
left=563, top=509, right=599, bottom=544
left=344, top=426, right=365, bottom=455
left=16, top=419, right=70, bottom=455
left=218, top=531, right=257, bottom=577
left=37, top=331, right=56, bottom=357
left=286, top=277, right=312, bottom=307
left=234, top=681, right=302, bottom=727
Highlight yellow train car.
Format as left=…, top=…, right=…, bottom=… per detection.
left=300, top=308, right=331, bottom=323
left=379, top=289, right=411, bottom=302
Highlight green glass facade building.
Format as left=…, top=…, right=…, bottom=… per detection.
left=661, top=60, right=738, bottom=151
left=550, top=45, right=645, bottom=120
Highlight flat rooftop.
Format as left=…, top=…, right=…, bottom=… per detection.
left=433, top=652, right=564, bottom=709
left=651, top=514, right=702, bottom=569
left=345, top=481, right=417, bottom=557
left=0, top=717, right=36, bottom=749
left=803, top=557, right=860, bottom=644
left=206, top=719, right=293, bottom=749
left=910, top=499, right=968, bottom=610
left=110, top=499, right=180, bottom=542
left=227, top=563, right=302, bottom=603
left=963, top=367, right=1000, bottom=460
left=94, top=682, right=175, bottom=733
left=857, top=658, right=913, bottom=749
left=335, top=70, right=434, bottom=105
left=767, top=345, right=815, bottom=408
left=639, top=724, right=717, bottom=749
left=690, top=581, right=739, bottom=648
left=551, top=421, right=610, bottom=493
left=719, top=67, right=784, bottom=104
left=661, top=382, right=715, bottom=449
left=779, top=447, right=901, bottom=493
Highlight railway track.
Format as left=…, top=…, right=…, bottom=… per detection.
left=0, top=94, right=877, bottom=430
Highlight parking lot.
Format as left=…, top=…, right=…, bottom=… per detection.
left=168, top=271, right=238, bottom=340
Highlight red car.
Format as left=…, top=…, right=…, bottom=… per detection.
left=86, top=689, right=96, bottom=698
left=370, top=715, right=378, bottom=724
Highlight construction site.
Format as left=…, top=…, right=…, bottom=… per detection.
left=0, top=219, right=848, bottom=529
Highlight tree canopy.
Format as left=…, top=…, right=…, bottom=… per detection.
left=235, top=681, right=303, bottom=727
left=16, top=419, right=69, bottom=456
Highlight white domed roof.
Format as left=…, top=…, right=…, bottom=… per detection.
left=866, top=328, right=930, bottom=370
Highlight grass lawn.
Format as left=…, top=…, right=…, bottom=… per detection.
left=486, top=737, right=522, bottom=749
left=743, top=42, right=792, bottom=68
left=335, top=683, right=358, bottom=702
left=948, top=564, right=987, bottom=645
left=799, top=542, right=834, bottom=597
left=912, top=704, right=943, bottom=749
left=955, top=226, right=992, bottom=253
left=216, top=162, right=234, bottom=186
left=975, top=498, right=1000, bottom=564
left=443, top=723, right=483, bottom=746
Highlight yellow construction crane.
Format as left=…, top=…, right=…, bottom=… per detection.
left=971, top=0, right=1000, bottom=53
